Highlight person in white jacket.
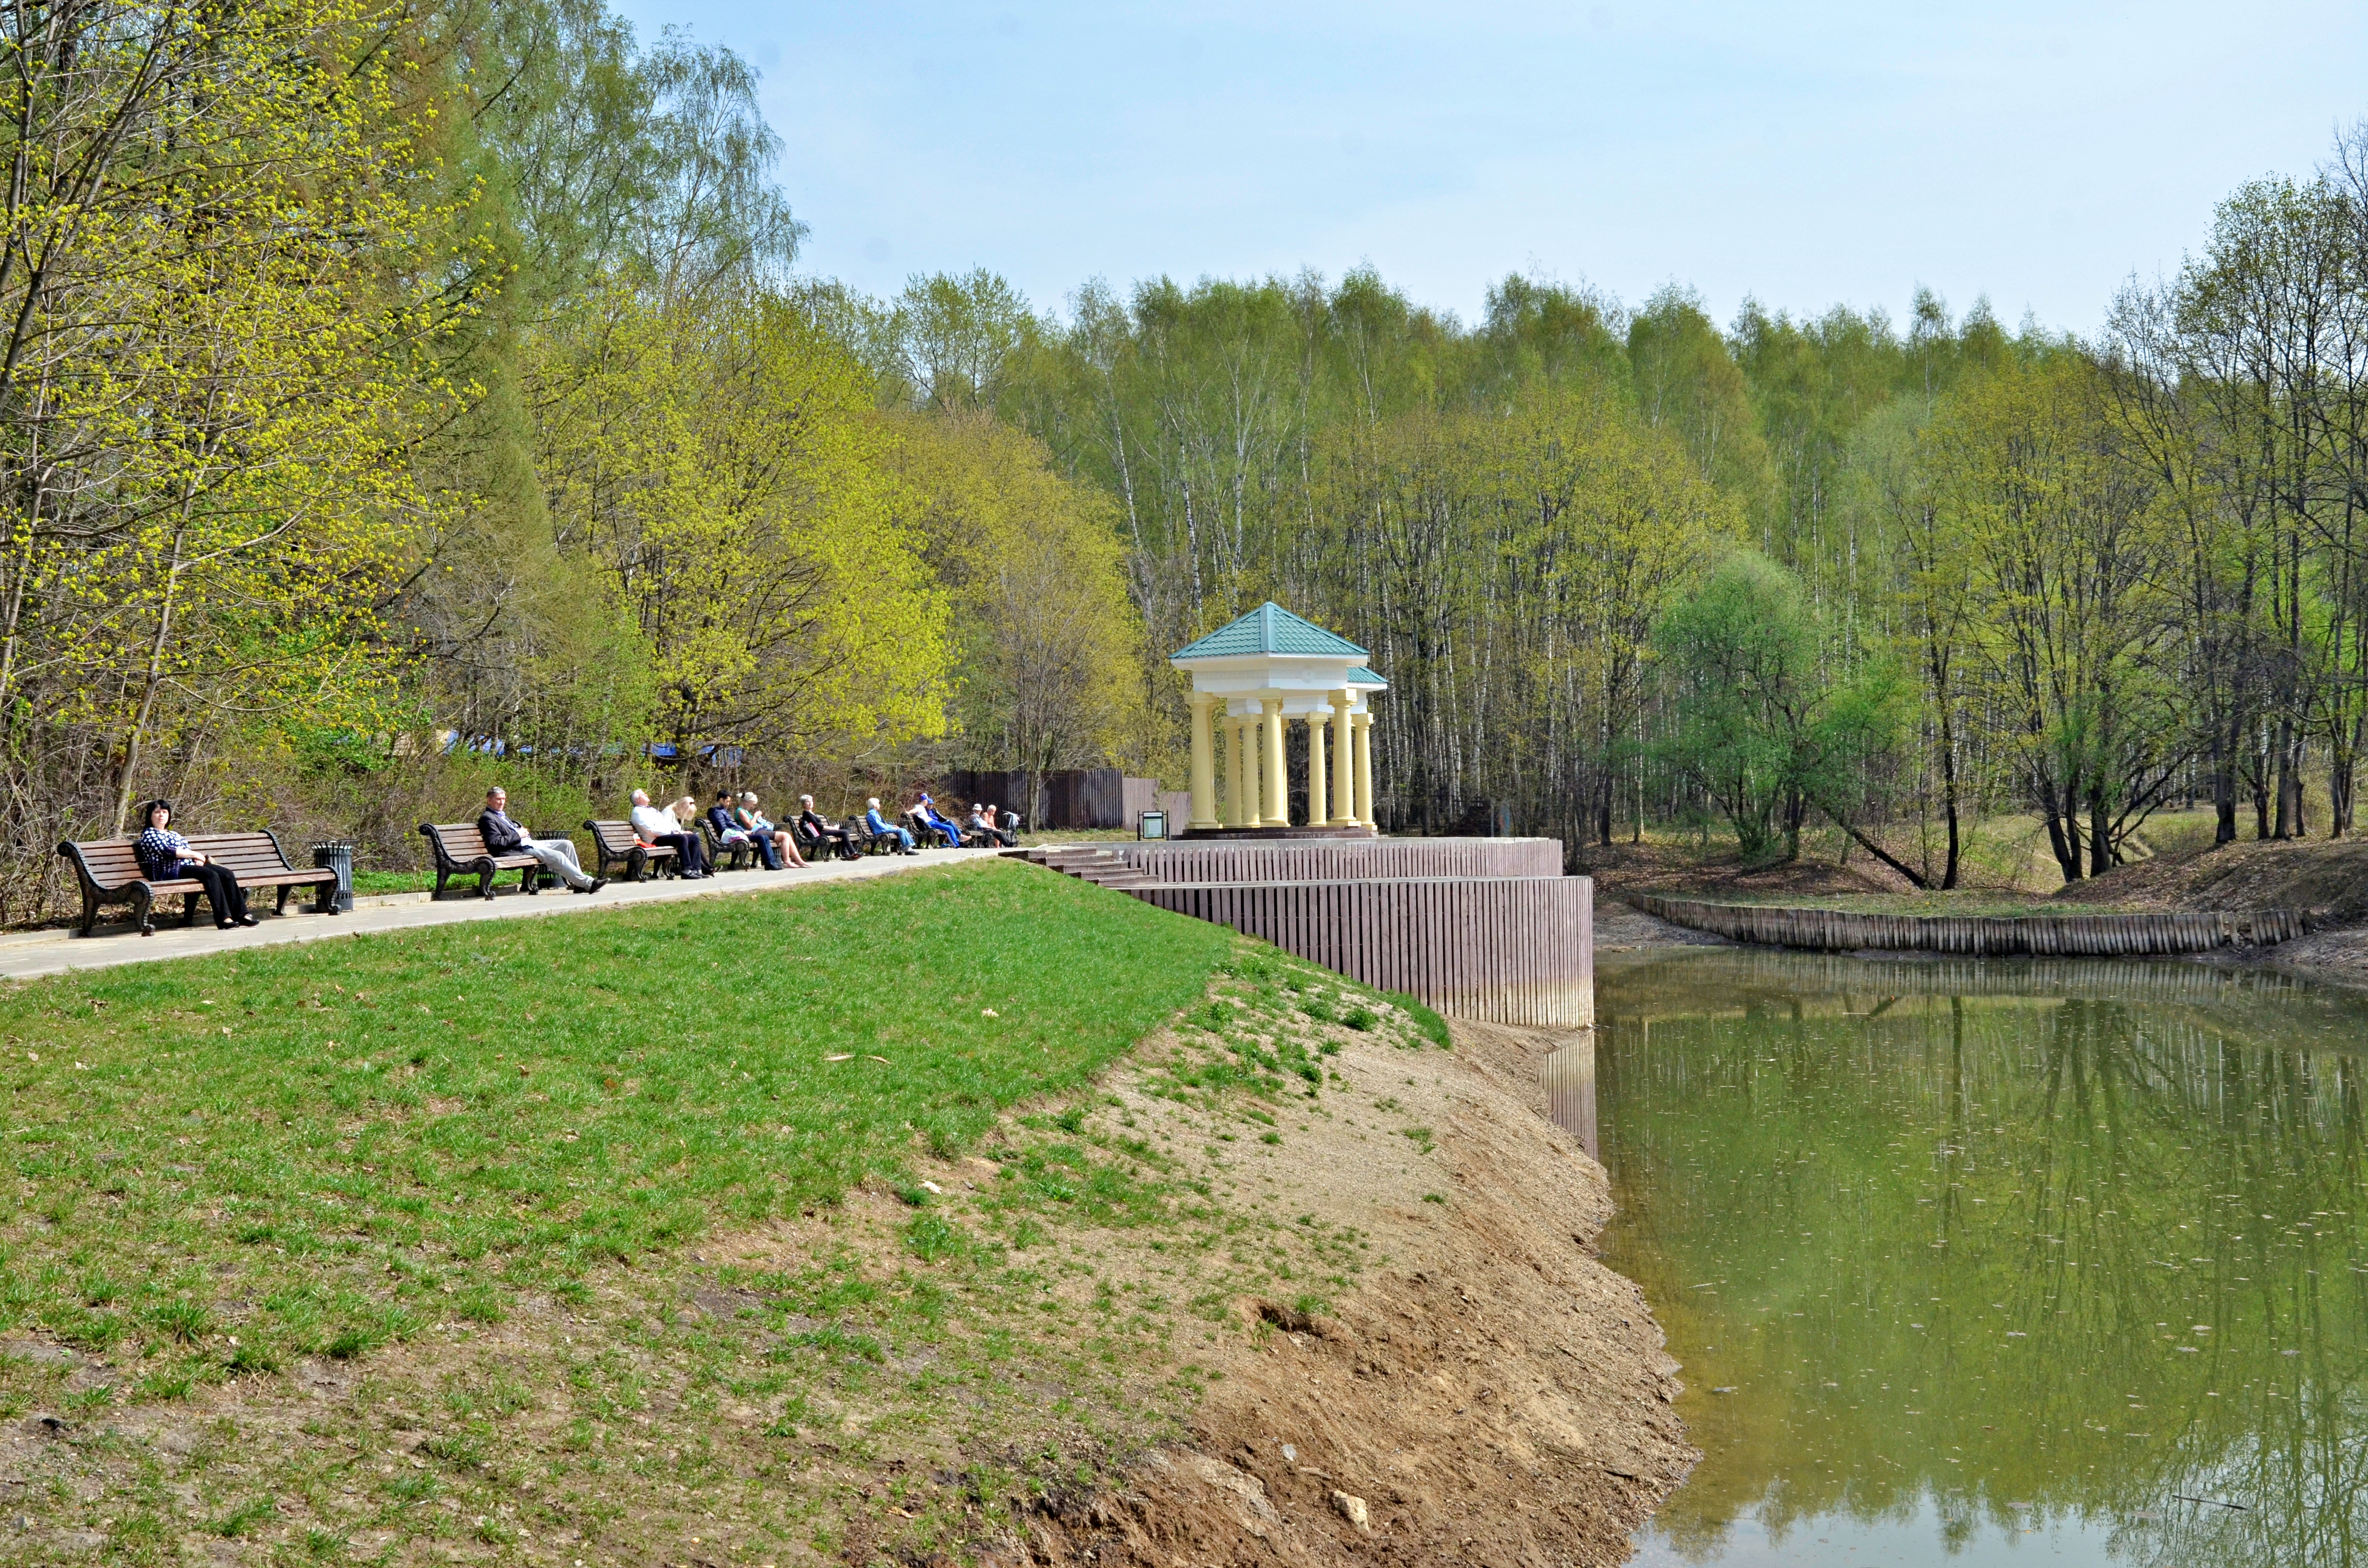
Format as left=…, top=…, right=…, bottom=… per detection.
left=629, top=789, right=706, bottom=878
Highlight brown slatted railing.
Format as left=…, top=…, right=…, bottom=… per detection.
left=1111, top=836, right=1562, bottom=884
left=1129, top=875, right=1594, bottom=1029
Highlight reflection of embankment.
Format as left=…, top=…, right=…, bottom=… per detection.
left=1605, top=944, right=2328, bottom=1008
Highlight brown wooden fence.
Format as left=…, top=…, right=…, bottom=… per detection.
left=1131, top=875, right=1593, bottom=1029
left=1114, top=837, right=1562, bottom=884
left=1628, top=894, right=2309, bottom=957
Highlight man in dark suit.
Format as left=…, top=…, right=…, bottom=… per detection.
left=481, top=788, right=605, bottom=894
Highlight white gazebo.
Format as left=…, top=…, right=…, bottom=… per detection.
left=1171, top=603, right=1387, bottom=834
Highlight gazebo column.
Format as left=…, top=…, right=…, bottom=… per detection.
left=1352, top=710, right=1377, bottom=829
left=1188, top=693, right=1219, bottom=831
left=1239, top=712, right=1262, bottom=827
left=1306, top=711, right=1329, bottom=829
left=1329, top=690, right=1357, bottom=826
left=1260, top=698, right=1288, bottom=827
left=1223, top=711, right=1246, bottom=828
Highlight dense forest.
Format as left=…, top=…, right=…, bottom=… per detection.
left=7, top=0, right=2368, bottom=915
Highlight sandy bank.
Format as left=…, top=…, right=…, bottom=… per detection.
left=1001, top=1014, right=1695, bottom=1566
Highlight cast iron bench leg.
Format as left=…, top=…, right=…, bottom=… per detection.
left=132, top=886, right=155, bottom=938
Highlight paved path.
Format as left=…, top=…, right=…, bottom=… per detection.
left=0, top=848, right=1005, bottom=983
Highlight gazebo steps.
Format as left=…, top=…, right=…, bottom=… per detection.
left=1036, top=849, right=1158, bottom=888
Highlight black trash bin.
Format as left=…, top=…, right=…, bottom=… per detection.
left=311, top=842, right=355, bottom=913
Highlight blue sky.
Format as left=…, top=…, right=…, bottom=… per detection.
left=610, top=1, right=2368, bottom=335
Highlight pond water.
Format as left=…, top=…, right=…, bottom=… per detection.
left=1581, top=949, right=2368, bottom=1568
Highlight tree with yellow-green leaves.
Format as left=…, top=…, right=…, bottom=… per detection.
left=884, top=412, right=1151, bottom=780
left=1922, top=352, right=2184, bottom=881
left=0, top=0, right=490, bottom=861
left=1302, top=387, right=1733, bottom=844
left=527, top=283, right=950, bottom=767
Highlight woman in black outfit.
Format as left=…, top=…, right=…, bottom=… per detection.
left=796, top=795, right=858, bottom=860
left=135, top=800, right=256, bottom=931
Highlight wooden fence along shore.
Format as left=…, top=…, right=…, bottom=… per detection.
left=1024, top=838, right=1594, bottom=1029
left=1134, top=875, right=1592, bottom=1029
left=1628, top=893, right=2310, bottom=957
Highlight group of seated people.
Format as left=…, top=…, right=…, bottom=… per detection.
left=858, top=792, right=1018, bottom=854
left=619, top=787, right=1015, bottom=873
left=126, top=780, right=1020, bottom=935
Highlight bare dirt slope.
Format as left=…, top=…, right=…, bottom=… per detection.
left=2066, top=835, right=2368, bottom=916
left=1571, top=841, right=1914, bottom=902
left=1009, top=1016, right=1694, bottom=1567
left=2061, top=838, right=2368, bottom=988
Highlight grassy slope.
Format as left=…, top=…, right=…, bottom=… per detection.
left=0, top=859, right=1462, bottom=1566
left=0, top=860, right=1230, bottom=1376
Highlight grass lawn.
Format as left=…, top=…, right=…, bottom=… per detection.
left=348, top=869, right=439, bottom=896
left=0, top=859, right=1231, bottom=1378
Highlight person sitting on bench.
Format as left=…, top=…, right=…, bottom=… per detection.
left=798, top=796, right=854, bottom=858
left=910, top=791, right=965, bottom=847
left=481, top=788, right=604, bottom=894
left=737, top=792, right=804, bottom=869
left=630, top=789, right=706, bottom=878
left=864, top=797, right=916, bottom=854
left=705, top=789, right=773, bottom=868
left=136, top=800, right=257, bottom=930
left=966, top=801, right=1014, bottom=847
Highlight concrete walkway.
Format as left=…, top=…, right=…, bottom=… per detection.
left=0, top=847, right=1004, bottom=983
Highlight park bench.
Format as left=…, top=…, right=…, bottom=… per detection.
left=860, top=819, right=912, bottom=855
left=586, top=819, right=676, bottom=882
left=56, top=830, right=341, bottom=937
left=417, top=821, right=546, bottom=901
left=698, top=816, right=760, bottom=871
left=794, top=818, right=856, bottom=862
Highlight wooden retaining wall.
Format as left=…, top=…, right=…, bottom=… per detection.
left=1131, top=875, right=1593, bottom=1029
left=1116, top=836, right=1561, bottom=883
left=1629, top=894, right=2309, bottom=957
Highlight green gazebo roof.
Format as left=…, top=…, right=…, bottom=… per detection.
left=1171, top=602, right=1367, bottom=661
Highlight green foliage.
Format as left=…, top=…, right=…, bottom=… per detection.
left=1654, top=554, right=1906, bottom=866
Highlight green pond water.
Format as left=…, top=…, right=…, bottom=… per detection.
left=1580, top=949, right=2368, bottom=1568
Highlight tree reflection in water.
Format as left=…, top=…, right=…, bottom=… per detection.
left=1595, top=950, right=2368, bottom=1568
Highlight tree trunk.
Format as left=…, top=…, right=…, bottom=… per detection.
left=2274, top=714, right=2296, bottom=838
left=2213, top=718, right=2239, bottom=845
left=1937, top=696, right=1961, bottom=890
left=1828, top=811, right=1929, bottom=889
left=2088, top=785, right=2111, bottom=877
left=2041, top=769, right=2081, bottom=883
